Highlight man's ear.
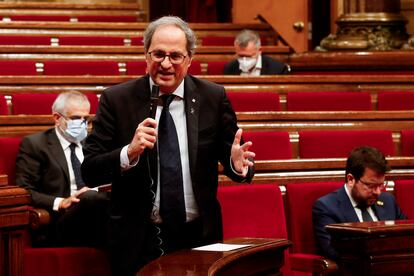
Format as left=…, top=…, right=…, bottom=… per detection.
left=52, top=112, right=61, bottom=126
left=346, top=173, right=355, bottom=187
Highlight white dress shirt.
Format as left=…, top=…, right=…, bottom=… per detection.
left=344, top=183, right=378, bottom=222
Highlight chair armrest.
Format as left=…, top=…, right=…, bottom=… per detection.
left=290, top=253, right=338, bottom=275
left=28, top=207, right=51, bottom=230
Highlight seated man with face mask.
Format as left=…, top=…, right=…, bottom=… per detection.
left=223, top=29, right=290, bottom=76
left=15, top=91, right=109, bottom=248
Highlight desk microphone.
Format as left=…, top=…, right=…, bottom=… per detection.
left=149, top=84, right=159, bottom=119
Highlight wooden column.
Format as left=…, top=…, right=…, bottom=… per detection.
left=317, top=0, right=409, bottom=51
left=0, top=176, right=30, bottom=276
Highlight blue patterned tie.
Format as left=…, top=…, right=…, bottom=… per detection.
left=69, top=143, right=85, bottom=190
left=158, top=94, right=186, bottom=225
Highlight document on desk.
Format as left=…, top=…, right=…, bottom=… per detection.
left=192, top=243, right=252, bottom=252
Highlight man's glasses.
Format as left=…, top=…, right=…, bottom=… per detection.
left=359, top=178, right=388, bottom=190
left=59, top=113, right=92, bottom=125
left=148, top=51, right=187, bottom=65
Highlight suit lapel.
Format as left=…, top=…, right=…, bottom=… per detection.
left=47, top=129, right=70, bottom=185
left=337, top=186, right=360, bottom=222
left=183, top=76, right=199, bottom=180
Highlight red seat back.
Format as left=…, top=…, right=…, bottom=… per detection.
left=207, top=61, right=227, bottom=75
left=12, top=93, right=58, bottom=115
left=287, top=92, right=372, bottom=111
left=377, top=91, right=414, bottom=110
left=285, top=182, right=343, bottom=254
left=59, top=36, right=125, bottom=46
left=201, top=36, right=234, bottom=46
left=43, top=61, right=120, bottom=75
left=401, top=130, right=414, bottom=156
left=218, top=184, right=287, bottom=239
left=188, top=60, right=202, bottom=75
left=0, top=61, right=37, bottom=75
left=130, top=37, right=144, bottom=45
left=227, top=92, right=281, bottom=112
left=126, top=61, right=147, bottom=75
left=76, top=15, right=137, bottom=22
left=299, top=130, right=395, bottom=158
left=243, top=131, right=292, bottom=160
left=0, top=95, right=8, bottom=115
left=86, top=94, right=99, bottom=114
left=9, top=15, right=71, bottom=21
left=0, top=35, right=51, bottom=45
left=0, top=137, right=22, bottom=185
left=394, top=180, right=414, bottom=219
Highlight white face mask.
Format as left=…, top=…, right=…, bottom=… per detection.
left=60, top=119, right=88, bottom=143
left=238, top=57, right=257, bottom=73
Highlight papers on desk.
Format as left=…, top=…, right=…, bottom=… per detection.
left=192, top=243, right=252, bottom=252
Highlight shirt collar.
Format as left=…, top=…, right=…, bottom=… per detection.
left=55, top=127, right=81, bottom=150
left=344, top=183, right=359, bottom=208
left=255, top=54, right=262, bottom=70
left=149, top=77, right=184, bottom=99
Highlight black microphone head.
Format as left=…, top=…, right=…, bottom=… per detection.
left=149, top=84, right=160, bottom=119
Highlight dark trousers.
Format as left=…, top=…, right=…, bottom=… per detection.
left=31, top=190, right=110, bottom=248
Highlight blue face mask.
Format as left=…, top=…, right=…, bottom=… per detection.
left=61, top=119, right=88, bottom=143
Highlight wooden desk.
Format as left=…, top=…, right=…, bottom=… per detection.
left=326, top=220, right=414, bottom=275
left=0, top=185, right=30, bottom=276
left=137, top=237, right=291, bottom=276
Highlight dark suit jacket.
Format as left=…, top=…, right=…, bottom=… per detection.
left=15, top=128, right=72, bottom=210
left=312, top=186, right=407, bottom=260
left=81, top=75, right=254, bottom=274
left=223, top=54, right=289, bottom=75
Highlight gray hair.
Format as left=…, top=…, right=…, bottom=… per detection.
left=235, top=29, right=261, bottom=48
left=52, top=91, right=90, bottom=115
left=143, top=16, right=197, bottom=57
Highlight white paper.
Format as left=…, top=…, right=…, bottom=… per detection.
left=192, top=243, right=252, bottom=252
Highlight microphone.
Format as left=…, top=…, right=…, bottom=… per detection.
left=149, top=84, right=159, bottom=119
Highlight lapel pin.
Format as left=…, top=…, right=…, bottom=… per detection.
left=376, top=200, right=384, bottom=206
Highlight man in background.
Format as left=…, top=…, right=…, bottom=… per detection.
left=313, top=146, right=406, bottom=260
left=15, top=91, right=109, bottom=248
left=224, top=29, right=290, bottom=76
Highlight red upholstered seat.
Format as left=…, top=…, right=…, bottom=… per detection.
left=227, top=92, right=281, bottom=112
left=130, top=36, right=144, bottom=45
left=243, top=131, right=292, bottom=160
left=76, top=15, right=137, bottom=22
left=9, top=15, right=71, bottom=21
left=217, top=184, right=297, bottom=275
left=0, top=95, right=8, bottom=115
left=401, top=130, right=414, bottom=156
left=188, top=60, right=202, bottom=75
left=285, top=182, right=342, bottom=273
left=201, top=36, right=234, bottom=46
left=299, top=130, right=395, bottom=158
left=86, top=93, right=99, bottom=114
left=287, top=92, right=372, bottom=111
left=377, top=91, right=414, bottom=110
left=0, top=35, right=51, bottom=45
left=126, top=61, right=147, bottom=75
left=58, top=36, right=125, bottom=46
left=43, top=61, right=120, bottom=75
left=207, top=61, right=227, bottom=75
left=0, top=136, right=22, bottom=185
left=12, top=93, right=58, bottom=115
left=0, top=61, right=37, bottom=75
left=394, top=180, right=414, bottom=219
left=24, top=246, right=111, bottom=276
left=12, top=93, right=98, bottom=115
